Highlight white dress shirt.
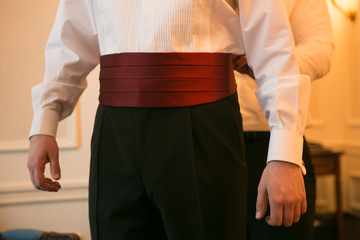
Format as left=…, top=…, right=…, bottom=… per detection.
left=236, top=0, right=334, bottom=171
left=30, top=0, right=311, bottom=172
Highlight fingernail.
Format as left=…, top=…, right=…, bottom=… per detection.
left=54, top=173, right=60, bottom=179
left=256, top=211, right=261, bottom=219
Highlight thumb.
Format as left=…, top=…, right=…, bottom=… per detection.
left=49, top=147, right=61, bottom=180
left=256, top=183, right=268, bottom=220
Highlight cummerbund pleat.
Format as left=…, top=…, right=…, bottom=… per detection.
left=99, top=52, right=237, bottom=107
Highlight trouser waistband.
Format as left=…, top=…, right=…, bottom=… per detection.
left=99, top=52, right=237, bottom=107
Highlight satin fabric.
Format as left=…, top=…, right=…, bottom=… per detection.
left=99, top=53, right=236, bottom=107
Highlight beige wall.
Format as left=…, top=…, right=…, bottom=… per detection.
left=0, top=0, right=359, bottom=238
left=0, top=1, right=95, bottom=238
left=305, top=0, right=360, bottom=214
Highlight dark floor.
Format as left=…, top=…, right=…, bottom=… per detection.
left=315, top=214, right=360, bottom=240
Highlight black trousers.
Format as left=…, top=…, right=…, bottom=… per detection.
left=89, top=93, right=247, bottom=240
left=244, top=133, right=316, bottom=240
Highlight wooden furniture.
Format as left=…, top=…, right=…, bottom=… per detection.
left=310, top=146, right=344, bottom=240
left=0, top=229, right=81, bottom=240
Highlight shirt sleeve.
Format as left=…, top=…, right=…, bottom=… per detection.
left=29, top=0, right=100, bottom=138
left=238, top=0, right=311, bottom=173
left=290, top=0, right=334, bottom=80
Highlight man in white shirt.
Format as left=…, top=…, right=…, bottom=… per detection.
left=233, top=0, right=334, bottom=239
left=27, top=0, right=311, bottom=239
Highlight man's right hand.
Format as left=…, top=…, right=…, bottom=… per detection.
left=27, top=135, right=61, bottom=192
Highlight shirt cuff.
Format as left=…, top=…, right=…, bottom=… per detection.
left=266, top=129, right=306, bottom=175
left=29, top=108, right=60, bottom=139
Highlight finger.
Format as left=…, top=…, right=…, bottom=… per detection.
left=37, top=177, right=61, bottom=192
left=301, top=198, right=307, bottom=215
left=27, top=151, right=42, bottom=189
left=34, top=165, right=60, bottom=192
left=282, top=199, right=295, bottom=227
left=31, top=155, right=47, bottom=189
left=27, top=158, right=36, bottom=187
left=28, top=166, right=37, bottom=188
left=293, top=202, right=301, bottom=224
left=49, top=150, right=61, bottom=180
left=266, top=198, right=283, bottom=226
left=38, top=182, right=61, bottom=192
left=256, top=185, right=268, bottom=220
left=45, top=178, right=61, bottom=189
left=33, top=167, right=47, bottom=190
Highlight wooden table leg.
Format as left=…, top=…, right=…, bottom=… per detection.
left=335, top=157, right=344, bottom=240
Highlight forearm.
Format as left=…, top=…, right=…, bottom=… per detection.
left=239, top=0, right=311, bottom=173
left=29, top=0, right=100, bottom=138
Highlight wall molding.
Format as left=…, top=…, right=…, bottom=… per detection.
left=0, top=180, right=88, bottom=206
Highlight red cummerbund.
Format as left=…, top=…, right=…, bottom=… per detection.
left=99, top=52, right=237, bottom=107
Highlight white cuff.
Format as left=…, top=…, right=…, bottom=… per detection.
left=267, top=129, right=306, bottom=175
left=29, top=108, right=60, bottom=139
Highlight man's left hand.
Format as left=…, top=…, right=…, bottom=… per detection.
left=256, top=161, right=307, bottom=227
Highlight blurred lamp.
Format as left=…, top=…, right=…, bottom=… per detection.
left=331, top=0, right=358, bottom=20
